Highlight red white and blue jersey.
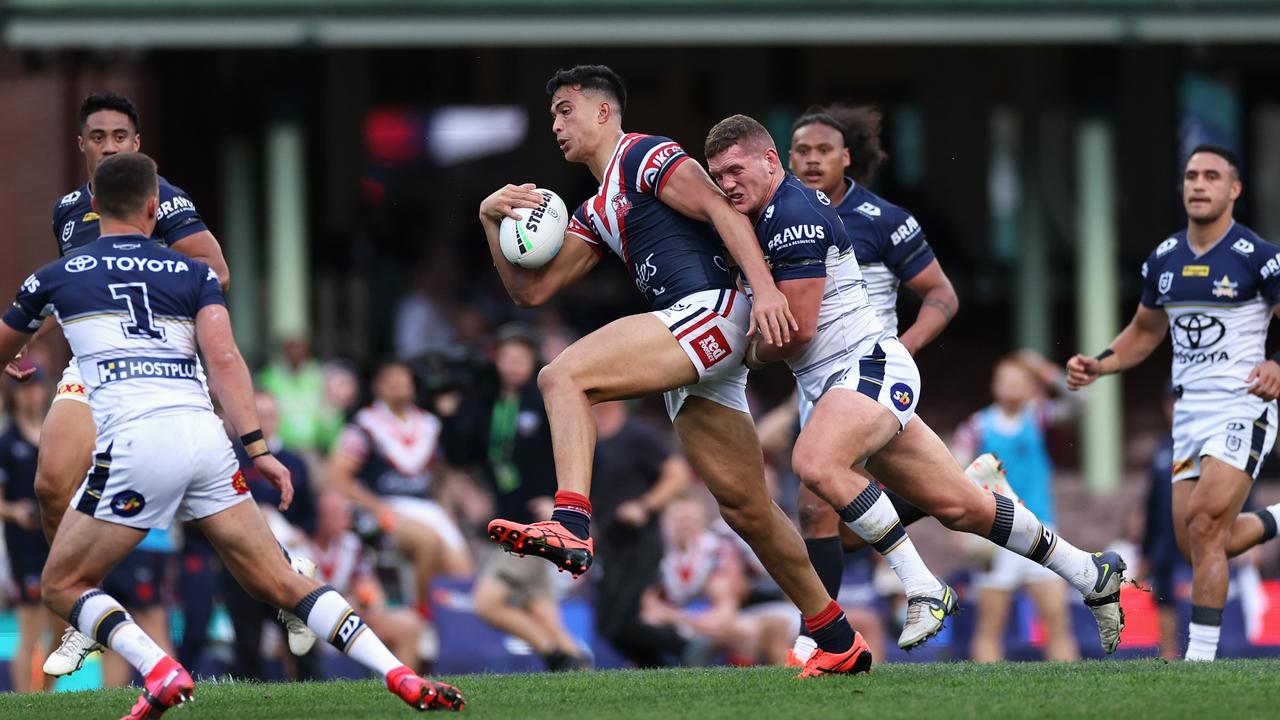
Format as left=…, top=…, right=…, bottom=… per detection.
left=565, top=133, right=734, bottom=310
left=52, top=176, right=208, bottom=258
left=658, top=530, right=736, bottom=607
left=751, top=175, right=883, bottom=387
left=834, top=179, right=935, bottom=336
left=1140, top=222, right=1280, bottom=394
left=336, top=402, right=442, bottom=498
left=3, top=235, right=224, bottom=430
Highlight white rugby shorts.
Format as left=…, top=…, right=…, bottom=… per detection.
left=53, top=358, right=88, bottom=405
left=71, top=411, right=252, bottom=529
left=1171, top=393, right=1277, bottom=482
left=651, top=288, right=751, bottom=420
left=797, top=336, right=921, bottom=429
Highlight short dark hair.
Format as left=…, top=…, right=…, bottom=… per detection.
left=546, top=65, right=627, bottom=115
left=794, top=103, right=888, bottom=184
left=1187, top=143, right=1241, bottom=177
left=93, top=153, right=158, bottom=220
left=78, top=92, right=141, bottom=134
left=705, top=114, right=775, bottom=160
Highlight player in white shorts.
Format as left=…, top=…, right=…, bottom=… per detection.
left=706, top=114, right=1129, bottom=657
left=482, top=65, right=875, bottom=678
left=0, top=154, right=462, bottom=716
left=1068, top=144, right=1280, bottom=662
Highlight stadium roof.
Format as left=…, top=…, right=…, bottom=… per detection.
left=7, top=1, right=1280, bottom=48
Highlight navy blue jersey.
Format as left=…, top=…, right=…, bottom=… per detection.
left=833, top=180, right=935, bottom=335
left=52, top=175, right=208, bottom=257
left=4, top=234, right=224, bottom=429
left=566, top=133, right=734, bottom=310
left=1140, top=222, right=1280, bottom=393
left=752, top=174, right=882, bottom=383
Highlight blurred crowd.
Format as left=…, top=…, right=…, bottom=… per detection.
left=1, top=288, right=1278, bottom=692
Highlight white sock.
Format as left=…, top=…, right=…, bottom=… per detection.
left=989, top=494, right=1098, bottom=595
left=295, top=585, right=402, bottom=676
left=1186, top=623, right=1221, bottom=661
left=1185, top=606, right=1222, bottom=661
left=70, top=590, right=166, bottom=676
left=838, top=484, right=942, bottom=597
left=791, top=634, right=817, bottom=663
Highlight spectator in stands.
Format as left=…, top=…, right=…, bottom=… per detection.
left=257, top=336, right=343, bottom=453
left=641, top=492, right=795, bottom=666
left=394, top=262, right=457, bottom=360
left=326, top=361, right=472, bottom=623
left=590, top=400, right=693, bottom=667
left=437, top=323, right=587, bottom=671
left=953, top=350, right=1083, bottom=662
left=0, top=368, right=58, bottom=692
left=310, top=490, right=427, bottom=671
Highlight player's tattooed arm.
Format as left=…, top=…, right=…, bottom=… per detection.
left=171, top=231, right=231, bottom=291
left=900, top=260, right=959, bottom=355
left=479, top=184, right=600, bottom=307
left=1066, top=304, right=1167, bottom=390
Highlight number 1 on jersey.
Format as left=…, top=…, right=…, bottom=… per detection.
left=109, top=282, right=167, bottom=341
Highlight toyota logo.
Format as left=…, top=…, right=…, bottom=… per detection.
left=1171, top=313, right=1225, bottom=350
left=64, top=255, right=98, bottom=273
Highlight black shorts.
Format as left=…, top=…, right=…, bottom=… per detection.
left=103, top=550, right=170, bottom=609
left=6, top=539, right=48, bottom=605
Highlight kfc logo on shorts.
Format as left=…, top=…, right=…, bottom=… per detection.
left=231, top=471, right=250, bottom=495
left=890, top=382, right=915, bottom=411
left=691, top=327, right=730, bottom=369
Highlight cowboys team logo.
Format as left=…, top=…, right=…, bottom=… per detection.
left=890, top=383, right=914, bottom=411
left=1158, top=271, right=1173, bottom=294
left=65, top=255, right=98, bottom=273
left=110, top=490, right=146, bottom=518
left=1212, top=275, right=1238, bottom=299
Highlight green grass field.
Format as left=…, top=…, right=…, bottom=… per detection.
left=2, top=660, right=1278, bottom=719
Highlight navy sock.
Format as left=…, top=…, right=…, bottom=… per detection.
left=551, top=490, right=592, bottom=540
left=799, top=537, right=845, bottom=638
left=805, top=601, right=854, bottom=654
left=887, top=489, right=928, bottom=526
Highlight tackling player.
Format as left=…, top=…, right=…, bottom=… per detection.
left=704, top=114, right=1128, bottom=657
left=481, top=65, right=871, bottom=677
left=785, top=105, right=1012, bottom=655
left=0, top=153, right=463, bottom=716
left=1067, top=145, right=1280, bottom=661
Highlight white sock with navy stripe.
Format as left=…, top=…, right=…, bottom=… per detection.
left=838, top=484, right=941, bottom=597
left=989, top=494, right=1098, bottom=595
left=69, top=589, right=166, bottom=676
left=294, top=585, right=401, bottom=676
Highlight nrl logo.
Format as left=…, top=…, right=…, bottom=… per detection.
left=1212, top=275, right=1238, bottom=299
left=1158, top=271, right=1173, bottom=294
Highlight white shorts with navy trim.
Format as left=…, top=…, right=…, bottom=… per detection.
left=797, top=336, right=920, bottom=429
left=650, top=288, right=751, bottom=421
left=1171, top=394, right=1277, bottom=482
left=71, top=411, right=252, bottom=529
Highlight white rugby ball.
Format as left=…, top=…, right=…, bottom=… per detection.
left=499, top=188, right=567, bottom=268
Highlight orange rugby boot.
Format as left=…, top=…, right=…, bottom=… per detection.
left=796, top=631, right=874, bottom=678
left=120, top=657, right=194, bottom=719
left=487, top=519, right=594, bottom=577
left=388, top=665, right=465, bottom=711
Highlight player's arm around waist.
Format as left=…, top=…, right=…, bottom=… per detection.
left=749, top=277, right=824, bottom=365
left=479, top=184, right=599, bottom=307
left=171, top=231, right=231, bottom=291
